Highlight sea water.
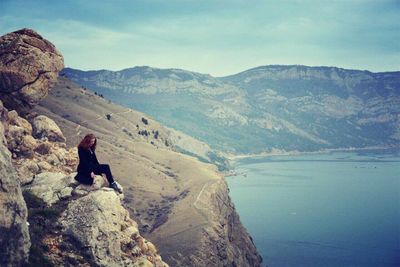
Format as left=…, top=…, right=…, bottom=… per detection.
left=227, top=150, right=400, bottom=267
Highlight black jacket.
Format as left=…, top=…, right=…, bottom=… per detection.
left=76, top=146, right=100, bottom=176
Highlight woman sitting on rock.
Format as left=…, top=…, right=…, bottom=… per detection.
left=75, top=133, right=123, bottom=193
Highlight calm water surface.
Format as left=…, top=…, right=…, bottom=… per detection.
left=227, top=150, right=400, bottom=267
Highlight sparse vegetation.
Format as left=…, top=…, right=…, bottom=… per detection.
left=138, top=130, right=149, bottom=136
left=122, top=128, right=133, bottom=137
left=141, top=117, right=148, bottom=125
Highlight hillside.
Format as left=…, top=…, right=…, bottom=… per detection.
left=0, top=28, right=261, bottom=267
left=0, top=28, right=168, bottom=267
left=32, top=76, right=262, bottom=266
left=62, top=65, right=400, bottom=155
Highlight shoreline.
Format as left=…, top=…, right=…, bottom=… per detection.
left=224, top=145, right=400, bottom=162
left=221, top=145, right=400, bottom=177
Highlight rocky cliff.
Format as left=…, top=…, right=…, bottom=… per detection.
left=0, top=99, right=30, bottom=266
left=0, top=29, right=168, bottom=267
left=1, top=28, right=262, bottom=266
left=166, top=179, right=262, bottom=266
left=0, top=27, right=65, bottom=267
left=32, top=74, right=262, bottom=267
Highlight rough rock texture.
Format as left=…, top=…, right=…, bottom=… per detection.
left=0, top=100, right=30, bottom=266
left=0, top=28, right=64, bottom=113
left=32, top=115, right=66, bottom=142
left=23, top=170, right=165, bottom=266
left=6, top=123, right=36, bottom=158
left=71, top=174, right=108, bottom=197
left=3, top=107, right=72, bottom=177
left=16, top=158, right=40, bottom=185
left=1, top=108, right=77, bottom=182
left=24, top=170, right=120, bottom=206
left=59, top=189, right=167, bottom=267
left=24, top=172, right=75, bottom=206
left=177, top=180, right=263, bottom=267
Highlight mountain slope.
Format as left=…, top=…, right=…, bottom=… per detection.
left=32, top=77, right=262, bottom=266
left=62, top=65, right=400, bottom=155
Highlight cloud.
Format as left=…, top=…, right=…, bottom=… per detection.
left=0, top=0, right=399, bottom=75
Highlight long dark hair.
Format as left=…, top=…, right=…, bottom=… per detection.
left=78, top=133, right=97, bottom=151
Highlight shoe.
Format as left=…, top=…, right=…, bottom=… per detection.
left=110, top=181, right=123, bottom=194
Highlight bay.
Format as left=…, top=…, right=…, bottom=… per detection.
left=227, top=150, right=400, bottom=267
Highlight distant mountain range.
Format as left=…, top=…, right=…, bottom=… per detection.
left=62, top=65, right=400, bottom=155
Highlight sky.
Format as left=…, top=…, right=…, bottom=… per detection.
left=1, top=0, right=399, bottom=76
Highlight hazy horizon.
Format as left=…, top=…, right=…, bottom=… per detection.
left=64, top=63, right=400, bottom=78
left=1, top=0, right=399, bottom=76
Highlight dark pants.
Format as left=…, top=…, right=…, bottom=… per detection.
left=93, top=164, right=115, bottom=185
left=75, top=164, right=115, bottom=185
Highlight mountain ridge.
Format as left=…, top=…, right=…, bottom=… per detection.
left=65, top=64, right=400, bottom=79
left=62, top=64, right=400, bottom=156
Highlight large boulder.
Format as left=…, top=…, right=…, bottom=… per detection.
left=59, top=189, right=167, bottom=267
left=71, top=174, right=108, bottom=197
left=7, top=110, right=33, bottom=135
left=16, top=158, right=40, bottom=185
left=32, top=115, right=66, bottom=142
left=24, top=172, right=75, bottom=206
left=0, top=28, right=64, bottom=112
left=6, top=124, right=34, bottom=157
left=0, top=117, right=30, bottom=266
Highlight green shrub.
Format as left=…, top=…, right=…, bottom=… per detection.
left=141, top=117, right=148, bottom=125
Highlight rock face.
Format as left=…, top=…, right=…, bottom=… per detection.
left=23, top=170, right=166, bottom=266
left=172, top=179, right=262, bottom=266
left=24, top=170, right=165, bottom=266
left=32, top=115, right=66, bottom=142
left=0, top=28, right=64, bottom=113
left=0, top=28, right=168, bottom=267
left=24, top=172, right=75, bottom=206
left=0, top=100, right=30, bottom=266
left=0, top=28, right=63, bottom=265
left=3, top=109, right=77, bottom=184
left=60, top=189, right=167, bottom=267
left=203, top=180, right=262, bottom=266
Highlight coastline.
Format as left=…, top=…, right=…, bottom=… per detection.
left=221, top=145, right=400, bottom=177
left=224, top=145, right=400, bottom=161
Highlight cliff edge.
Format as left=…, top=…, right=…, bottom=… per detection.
left=0, top=28, right=168, bottom=266
left=0, top=28, right=262, bottom=266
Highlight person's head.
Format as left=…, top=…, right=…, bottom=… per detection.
left=78, top=133, right=97, bottom=151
